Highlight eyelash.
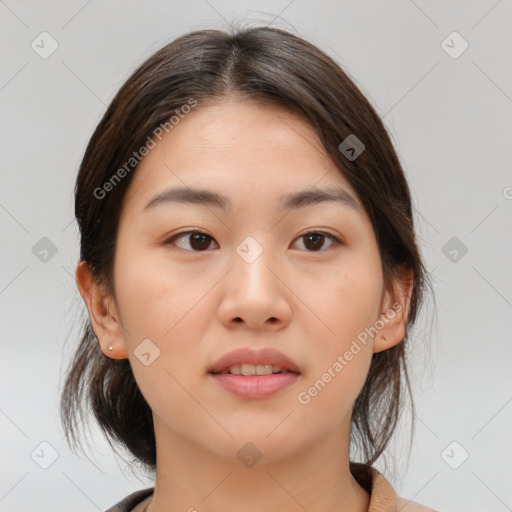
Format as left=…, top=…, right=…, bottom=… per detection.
left=164, top=230, right=343, bottom=252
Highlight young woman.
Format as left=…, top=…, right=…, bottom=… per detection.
left=60, top=25, right=437, bottom=512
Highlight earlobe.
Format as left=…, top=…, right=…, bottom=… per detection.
left=373, top=268, right=413, bottom=354
left=75, top=260, right=129, bottom=359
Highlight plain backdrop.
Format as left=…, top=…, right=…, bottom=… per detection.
left=1, top=1, right=511, bottom=511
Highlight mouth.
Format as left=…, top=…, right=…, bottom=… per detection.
left=208, top=348, right=301, bottom=399
left=208, top=347, right=302, bottom=375
left=210, top=363, right=299, bottom=376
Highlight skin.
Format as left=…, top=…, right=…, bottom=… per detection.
left=76, top=98, right=413, bottom=512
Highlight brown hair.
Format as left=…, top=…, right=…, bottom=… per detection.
left=60, top=24, right=433, bottom=475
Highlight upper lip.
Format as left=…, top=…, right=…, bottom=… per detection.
left=209, top=347, right=301, bottom=374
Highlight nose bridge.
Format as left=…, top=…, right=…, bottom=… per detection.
left=227, top=233, right=289, bottom=319
left=233, top=234, right=276, bottom=293
left=216, top=233, right=293, bottom=329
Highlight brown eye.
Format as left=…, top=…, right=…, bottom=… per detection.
left=165, top=230, right=341, bottom=253
left=294, top=231, right=341, bottom=252
left=166, top=231, right=218, bottom=251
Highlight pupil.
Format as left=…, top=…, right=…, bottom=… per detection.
left=191, top=233, right=209, bottom=250
left=305, top=233, right=324, bottom=251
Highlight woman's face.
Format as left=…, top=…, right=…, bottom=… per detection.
left=93, top=99, right=407, bottom=464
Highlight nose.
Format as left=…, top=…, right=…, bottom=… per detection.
left=217, top=241, right=292, bottom=330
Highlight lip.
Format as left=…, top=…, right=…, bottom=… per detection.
left=209, top=372, right=300, bottom=399
left=208, top=347, right=301, bottom=374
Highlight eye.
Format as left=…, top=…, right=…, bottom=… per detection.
left=164, top=230, right=342, bottom=252
left=292, top=231, right=342, bottom=252
left=165, top=230, right=218, bottom=252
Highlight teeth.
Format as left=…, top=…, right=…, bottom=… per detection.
left=225, top=364, right=287, bottom=375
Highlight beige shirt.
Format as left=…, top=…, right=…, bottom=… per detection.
left=104, top=465, right=439, bottom=512
left=371, top=468, right=439, bottom=511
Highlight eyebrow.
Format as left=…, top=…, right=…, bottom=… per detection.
left=143, top=185, right=361, bottom=213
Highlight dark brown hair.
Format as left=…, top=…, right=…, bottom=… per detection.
left=60, top=24, right=433, bottom=475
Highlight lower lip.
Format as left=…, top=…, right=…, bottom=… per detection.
left=209, top=372, right=300, bottom=399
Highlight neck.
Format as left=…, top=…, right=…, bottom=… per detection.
left=145, top=417, right=370, bottom=512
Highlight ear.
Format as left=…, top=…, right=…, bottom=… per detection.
left=372, top=267, right=414, bottom=354
left=75, top=260, right=129, bottom=359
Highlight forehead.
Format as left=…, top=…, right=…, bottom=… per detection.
left=121, top=99, right=361, bottom=213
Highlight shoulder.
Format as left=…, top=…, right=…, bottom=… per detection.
left=104, top=488, right=154, bottom=512
left=353, top=462, right=440, bottom=512
left=397, top=496, right=440, bottom=511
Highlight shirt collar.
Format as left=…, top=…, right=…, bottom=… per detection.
left=351, top=462, right=398, bottom=512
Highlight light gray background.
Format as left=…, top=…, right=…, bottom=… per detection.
left=1, top=1, right=511, bottom=511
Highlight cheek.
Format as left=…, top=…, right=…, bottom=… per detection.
left=112, top=261, right=213, bottom=422
left=113, top=241, right=215, bottom=381
left=312, top=256, right=383, bottom=347
left=297, top=251, right=382, bottom=400
left=295, top=345, right=373, bottom=439
left=334, top=275, right=382, bottom=338
left=296, top=266, right=380, bottom=420
left=113, top=242, right=212, bottom=338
